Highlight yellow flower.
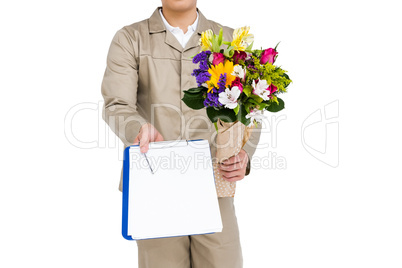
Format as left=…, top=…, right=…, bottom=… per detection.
left=231, top=26, right=254, bottom=51
left=199, top=29, right=213, bottom=51
left=207, top=61, right=237, bottom=92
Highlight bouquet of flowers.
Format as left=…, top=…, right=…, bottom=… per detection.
left=182, top=27, right=292, bottom=197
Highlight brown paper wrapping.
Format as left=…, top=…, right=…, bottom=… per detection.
left=213, top=119, right=254, bottom=197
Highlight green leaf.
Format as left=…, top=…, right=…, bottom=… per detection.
left=237, top=104, right=251, bottom=126
left=212, top=35, right=220, bottom=53
left=249, top=94, right=264, bottom=103
left=206, top=107, right=237, bottom=123
left=184, top=87, right=204, bottom=94
left=243, top=85, right=252, bottom=97
left=244, top=102, right=252, bottom=113
left=248, top=98, right=260, bottom=106
left=245, top=41, right=254, bottom=53
left=218, top=28, right=223, bottom=46
left=282, top=73, right=291, bottom=88
left=233, top=104, right=240, bottom=115
left=223, top=45, right=234, bottom=58
left=266, top=97, right=285, bottom=112
left=182, top=91, right=205, bottom=110
left=223, top=41, right=232, bottom=46
left=257, top=102, right=268, bottom=109
left=274, top=41, right=281, bottom=51
left=214, top=122, right=218, bottom=131
left=228, top=49, right=235, bottom=57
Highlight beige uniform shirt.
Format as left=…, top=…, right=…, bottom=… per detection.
left=101, top=7, right=261, bottom=191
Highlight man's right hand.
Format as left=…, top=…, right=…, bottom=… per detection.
left=133, top=123, right=164, bottom=153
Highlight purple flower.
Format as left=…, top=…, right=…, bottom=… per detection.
left=199, top=60, right=209, bottom=71
left=217, top=73, right=227, bottom=92
left=191, top=68, right=202, bottom=77
left=247, top=64, right=257, bottom=73
left=192, top=51, right=211, bottom=63
left=191, top=51, right=212, bottom=86
left=192, top=70, right=211, bottom=87
left=203, top=92, right=222, bottom=108
left=193, top=51, right=211, bottom=71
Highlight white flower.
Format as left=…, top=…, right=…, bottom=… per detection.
left=232, top=65, right=246, bottom=81
left=252, top=79, right=270, bottom=101
left=218, top=86, right=241, bottom=109
left=246, top=109, right=265, bottom=126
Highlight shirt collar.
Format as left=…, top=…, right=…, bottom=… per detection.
left=149, top=7, right=210, bottom=35
left=159, top=8, right=199, bottom=33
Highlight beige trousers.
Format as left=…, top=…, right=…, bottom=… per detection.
left=135, top=197, right=243, bottom=268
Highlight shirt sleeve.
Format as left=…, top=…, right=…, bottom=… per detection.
left=242, top=123, right=262, bottom=175
left=101, top=28, right=148, bottom=147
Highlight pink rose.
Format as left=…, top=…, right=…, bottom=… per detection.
left=261, top=48, right=278, bottom=64
left=268, top=84, right=277, bottom=96
left=233, top=51, right=247, bottom=64
left=231, top=77, right=243, bottom=92
left=212, top=52, right=225, bottom=66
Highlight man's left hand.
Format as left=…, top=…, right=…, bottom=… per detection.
left=218, top=149, right=249, bottom=182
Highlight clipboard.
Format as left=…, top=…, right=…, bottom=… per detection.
left=122, top=139, right=222, bottom=240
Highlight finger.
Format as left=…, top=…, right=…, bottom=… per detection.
left=139, top=134, right=149, bottom=153
left=133, top=135, right=140, bottom=145
left=155, top=132, right=164, bottom=142
left=149, top=127, right=160, bottom=141
left=222, top=172, right=243, bottom=182
left=223, top=150, right=249, bottom=166
left=141, top=143, right=149, bottom=153
left=221, top=169, right=244, bottom=180
left=221, top=154, right=241, bottom=165
left=219, top=164, right=240, bottom=172
left=242, top=150, right=249, bottom=163
left=224, top=175, right=244, bottom=182
left=219, top=159, right=246, bottom=171
left=220, top=169, right=243, bottom=179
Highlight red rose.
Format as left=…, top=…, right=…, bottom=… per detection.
left=268, top=84, right=277, bottom=96
left=261, top=48, right=278, bottom=64
left=233, top=51, right=247, bottom=64
left=231, top=77, right=243, bottom=92
left=212, top=52, right=225, bottom=66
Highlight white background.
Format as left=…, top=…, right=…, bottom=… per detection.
left=1, top=0, right=401, bottom=267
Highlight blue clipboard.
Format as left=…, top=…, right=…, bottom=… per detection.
left=122, top=142, right=134, bottom=240
left=121, top=139, right=219, bottom=241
